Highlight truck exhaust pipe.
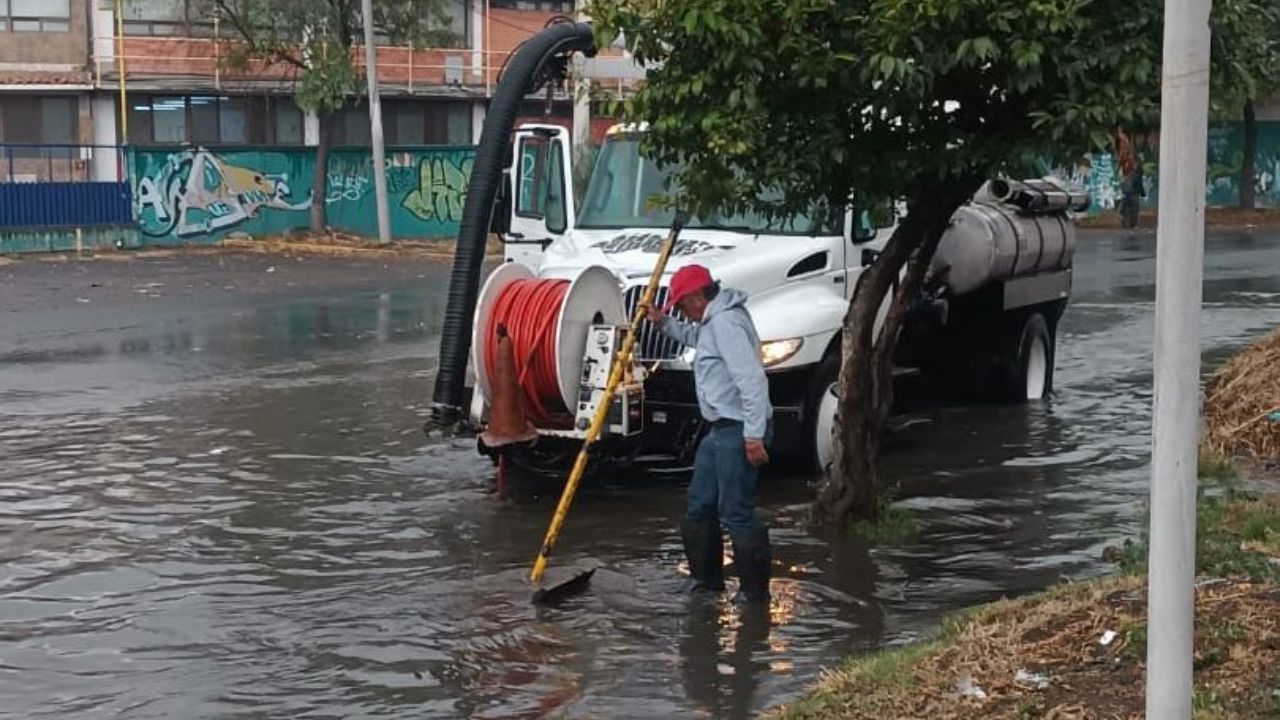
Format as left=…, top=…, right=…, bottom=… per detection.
left=984, top=178, right=1090, bottom=214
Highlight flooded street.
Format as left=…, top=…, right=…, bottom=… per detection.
left=2, top=232, right=1279, bottom=719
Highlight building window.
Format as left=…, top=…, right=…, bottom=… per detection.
left=333, top=101, right=471, bottom=146
left=121, top=0, right=212, bottom=37
left=489, top=0, right=574, bottom=12
left=126, top=95, right=303, bottom=145
left=0, top=96, right=78, bottom=177
left=0, top=96, right=78, bottom=144
left=3, top=0, right=72, bottom=32
left=366, top=0, right=469, bottom=48
left=334, top=104, right=372, bottom=147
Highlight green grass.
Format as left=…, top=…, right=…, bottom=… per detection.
left=778, top=640, right=942, bottom=718
left=1116, top=457, right=1279, bottom=582
left=848, top=495, right=918, bottom=545
left=1198, top=450, right=1242, bottom=485
left=1192, top=687, right=1227, bottom=719
left=1240, top=505, right=1280, bottom=543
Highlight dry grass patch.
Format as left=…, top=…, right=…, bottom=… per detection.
left=770, top=485, right=1280, bottom=720
left=771, top=577, right=1279, bottom=720
left=1204, top=328, right=1280, bottom=461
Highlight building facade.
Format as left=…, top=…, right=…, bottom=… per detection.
left=0, top=0, right=584, bottom=183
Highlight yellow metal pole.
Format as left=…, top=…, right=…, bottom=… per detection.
left=530, top=217, right=684, bottom=584
left=213, top=12, right=221, bottom=91
left=114, top=0, right=127, bottom=142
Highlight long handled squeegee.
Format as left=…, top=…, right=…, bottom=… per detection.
left=529, top=215, right=685, bottom=604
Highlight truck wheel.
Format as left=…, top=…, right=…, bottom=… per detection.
left=996, top=312, right=1053, bottom=402
left=805, top=354, right=841, bottom=474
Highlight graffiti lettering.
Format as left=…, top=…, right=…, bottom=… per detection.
left=136, top=148, right=311, bottom=238
left=386, top=166, right=418, bottom=195
left=326, top=173, right=370, bottom=203
left=591, top=233, right=717, bottom=256
left=402, top=156, right=473, bottom=223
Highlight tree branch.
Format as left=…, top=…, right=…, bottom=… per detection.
left=213, top=0, right=307, bottom=69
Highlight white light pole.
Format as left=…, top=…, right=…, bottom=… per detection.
left=1145, top=0, right=1212, bottom=716
left=362, top=0, right=391, bottom=244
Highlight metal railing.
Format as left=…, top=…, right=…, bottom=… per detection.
left=0, top=145, right=132, bottom=229
left=95, top=36, right=516, bottom=95
left=91, top=34, right=640, bottom=97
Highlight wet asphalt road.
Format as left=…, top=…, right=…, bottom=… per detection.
left=1, top=232, right=1278, bottom=719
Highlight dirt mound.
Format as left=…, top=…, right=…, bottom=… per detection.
left=1204, top=328, right=1280, bottom=460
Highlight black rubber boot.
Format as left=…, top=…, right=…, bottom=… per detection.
left=729, top=527, right=772, bottom=605
left=680, top=517, right=725, bottom=593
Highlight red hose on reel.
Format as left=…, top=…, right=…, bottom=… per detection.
left=484, top=279, right=573, bottom=428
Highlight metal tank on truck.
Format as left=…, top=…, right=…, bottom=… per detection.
left=427, top=20, right=1089, bottom=480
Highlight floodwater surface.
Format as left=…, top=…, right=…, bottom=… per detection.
left=1, top=233, right=1278, bottom=719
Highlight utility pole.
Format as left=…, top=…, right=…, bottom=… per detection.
left=1145, top=0, right=1212, bottom=716
left=362, top=0, right=392, bottom=244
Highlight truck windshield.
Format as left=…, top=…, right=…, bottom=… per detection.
left=577, top=136, right=840, bottom=235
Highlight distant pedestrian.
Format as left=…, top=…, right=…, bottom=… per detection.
left=1117, top=131, right=1145, bottom=229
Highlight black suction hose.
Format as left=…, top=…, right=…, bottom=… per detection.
left=430, top=21, right=596, bottom=427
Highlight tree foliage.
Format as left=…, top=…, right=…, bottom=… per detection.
left=594, top=0, right=1163, bottom=218
left=593, top=0, right=1168, bottom=523
left=1210, top=0, right=1280, bottom=117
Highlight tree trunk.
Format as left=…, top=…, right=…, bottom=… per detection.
left=814, top=175, right=983, bottom=525
left=310, top=112, right=332, bottom=231
left=1240, top=100, right=1257, bottom=211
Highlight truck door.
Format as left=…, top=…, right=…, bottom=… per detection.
left=503, top=124, right=575, bottom=268
left=843, top=205, right=887, bottom=300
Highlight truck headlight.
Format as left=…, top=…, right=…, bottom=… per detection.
left=760, top=338, right=803, bottom=367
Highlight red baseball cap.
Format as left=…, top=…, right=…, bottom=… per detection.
left=664, top=264, right=714, bottom=312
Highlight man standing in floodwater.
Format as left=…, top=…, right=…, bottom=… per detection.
left=644, top=264, right=774, bottom=605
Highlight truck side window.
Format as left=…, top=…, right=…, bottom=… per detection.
left=516, top=136, right=549, bottom=219
left=850, top=200, right=897, bottom=242
left=546, top=143, right=568, bottom=234
left=852, top=209, right=877, bottom=242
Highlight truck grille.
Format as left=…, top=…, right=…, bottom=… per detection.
left=623, top=285, right=686, bottom=361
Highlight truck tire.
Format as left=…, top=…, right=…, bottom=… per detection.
left=995, top=311, right=1054, bottom=402
left=804, top=354, right=842, bottom=474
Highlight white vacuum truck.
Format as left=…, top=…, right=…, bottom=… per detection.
left=460, top=122, right=1085, bottom=477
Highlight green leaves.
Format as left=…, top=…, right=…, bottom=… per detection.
left=955, top=36, right=998, bottom=65
left=597, top=0, right=1177, bottom=216
left=1208, top=0, right=1280, bottom=118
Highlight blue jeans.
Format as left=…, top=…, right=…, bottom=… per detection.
left=686, top=421, right=769, bottom=533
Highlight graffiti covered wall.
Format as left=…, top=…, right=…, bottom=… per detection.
left=1039, top=120, right=1280, bottom=215
left=130, top=145, right=476, bottom=244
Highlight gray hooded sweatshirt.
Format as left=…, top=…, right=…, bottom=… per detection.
left=657, top=288, right=773, bottom=440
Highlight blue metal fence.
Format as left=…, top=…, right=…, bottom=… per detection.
left=0, top=182, right=133, bottom=228
left=0, top=144, right=133, bottom=229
